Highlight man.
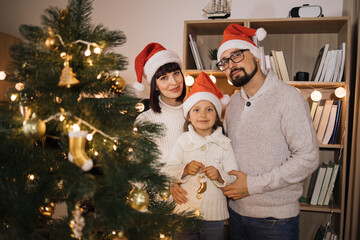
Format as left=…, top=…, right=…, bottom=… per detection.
left=218, top=24, right=319, bottom=240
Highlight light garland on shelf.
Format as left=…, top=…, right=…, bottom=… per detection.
left=310, top=86, right=347, bottom=102
left=209, top=74, right=216, bottom=84
left=185, top=74, right=195, bottom=86
left=0, top=70, right=6, bottom=80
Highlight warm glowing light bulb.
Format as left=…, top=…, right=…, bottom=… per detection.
left=113, top=145, right=117, bottom=151
left=0, top=71, right=6, bottom=80
left=227, top=79, right=233, bottom=86
left=84, top=48, right=91, bottom=56
left=185, top=75, right=195, bottom=86
left=10, top=94, right=17, bottom=101
left=310, top=90, right=322, bottom=102
left=72, top=124, right=80, bottom=131
left=209, top=74, right=216, bottom=84
left=94, top=47, right=101, bottom=54
left=59, top=114, right=65, bottom=122
left=15, top=82, right=25, bottom=91
left=28, top=174, right=35, bottom=180
left=86, top=133, right=93, bottom=141
left=94, top=151, right=98, bottom=156
left=335, top=86, right=346, bottom=98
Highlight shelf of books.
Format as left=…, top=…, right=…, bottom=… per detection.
left=183, top=17, right=350, bottom=240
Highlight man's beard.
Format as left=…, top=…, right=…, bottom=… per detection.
left=230, top=60, right=258, bottom=87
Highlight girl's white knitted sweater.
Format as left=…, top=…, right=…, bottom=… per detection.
left=225, top=70, right=319, bottom=219
left=165, top=125, right=239, bottom=220
left=135, top=97, right=185, bottom=168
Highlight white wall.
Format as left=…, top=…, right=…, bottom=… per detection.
left=0, top=0, right=343, bottom=98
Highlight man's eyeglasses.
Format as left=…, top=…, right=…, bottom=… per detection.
left=216, top=49, right=249, bottom=71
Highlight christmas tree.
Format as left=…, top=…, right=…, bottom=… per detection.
left=0, top=0, right=198, bottom=239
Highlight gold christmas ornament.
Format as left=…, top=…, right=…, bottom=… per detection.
left=39, top=198, right=55, bottom=217
left=23, top=113, right=46, bottom=139
left=58, top=60, right=80, bottom=88
left=15, top=82, right=24, bottom=91
left=45, top=36, right=60, bottom=51
left=128, top=187, right=150, bottom=211
left=113, top=231, right=129, bottom=240
left=159, top=188, right=171, bottom=200
left=196, top=176, right=207, bottom=200
left=68, top=131, right=93, bottom=171
left=111, top=75, right=126, bottom=93
left=135, top=102, right=145, bottom=112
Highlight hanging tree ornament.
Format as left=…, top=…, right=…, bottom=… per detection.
left=69, top=202, right=85, bottom=239
left=196, top=175, right=207, bottom=200
left=113, top=231, right=129, bottom=240
left=19, top=93, right=32, bottom=121
left=45, top=28, right=60, bottom=51
left=39, top=198, right=55, bottom=217
left=23, top=113, right=46, bottom=139
left=68, top=130, right=93, bottom=171
left=128, top=186, right=150, bottom=211
left=111, top=71, right=126, bottom=93
left=58, top=58, right=80, bottom=88
left=159, top=188, right=171, bottom=201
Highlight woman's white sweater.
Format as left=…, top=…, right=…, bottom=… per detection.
left=135, top=97, right=185, bottom=168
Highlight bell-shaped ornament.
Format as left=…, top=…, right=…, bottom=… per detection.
left=19, top=93, right=32, bottom=121
left=58, top=60, right=80, bottom=88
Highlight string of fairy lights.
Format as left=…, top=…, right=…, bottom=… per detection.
left=185, top=74, right=347, bottom=100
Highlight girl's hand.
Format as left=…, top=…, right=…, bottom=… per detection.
left=199, top=166, right=224, bottom=183
left=183, top=160, right=204, bottom=177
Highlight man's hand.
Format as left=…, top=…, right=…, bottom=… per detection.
left=222, top=170, right=249, bottom=200
left=199, top=166, right=224, bottom=183
left=183, top=160, right=205, bottom=177
left=169, top=183, right=188, bottom=204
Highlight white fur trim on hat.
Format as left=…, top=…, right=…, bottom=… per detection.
left=183, top=92, right=222, bottom=118
left=217, top=40, right=260, bottom=61
left=144, top=50, right=182, bottom=84
left=133, top=82, right=145, bottom=92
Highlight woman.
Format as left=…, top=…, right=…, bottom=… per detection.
left=133, top=42, right=188, bottom=204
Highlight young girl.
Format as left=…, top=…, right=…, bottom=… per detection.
left=165, top=72, right=239, bottom=240
left=134, top=42, right=188, bottom=203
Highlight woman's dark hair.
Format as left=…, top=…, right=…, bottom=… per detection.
left=183, top=108, right=224, bottom=134
left=149, top=62, right=186, bottom=113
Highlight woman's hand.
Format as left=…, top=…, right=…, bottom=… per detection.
left=169, top=183, right=188, bottom=204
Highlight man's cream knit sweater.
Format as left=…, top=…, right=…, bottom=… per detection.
left=225, top=71, right=319, bottom=219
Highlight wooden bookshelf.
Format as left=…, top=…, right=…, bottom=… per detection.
left=183, top=17, right=351, bottom=240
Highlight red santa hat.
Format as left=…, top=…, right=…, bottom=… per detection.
left=183, top=72, right=230, bottom=118
left=134, top=42, right=182, bottom=92
left=217, top=24, right=267, bottom=61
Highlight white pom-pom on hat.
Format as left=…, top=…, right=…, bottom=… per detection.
left=255, top=28, right=267, bottom=41
left=133, top=82, right=145, bottom=92
left=220, top=94, right=230, bottom=106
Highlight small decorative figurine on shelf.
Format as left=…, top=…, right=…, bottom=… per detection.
left=203, top=0, right=231, bottom=19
